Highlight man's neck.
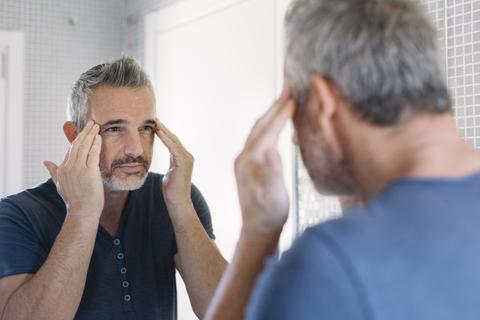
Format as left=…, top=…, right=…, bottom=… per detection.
left=341, top=113, right=480, bottom=201
left=99, top=189, right=129, bottom=237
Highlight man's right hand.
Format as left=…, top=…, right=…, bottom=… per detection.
left=234, top=86, right=295, bottom=238
left=204, top=86, right=295, bottom=320
left=2, top=121, right=104, bottom=320
left=43, top=120, right=104, bottom=219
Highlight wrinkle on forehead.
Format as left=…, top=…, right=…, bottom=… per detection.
left=89, top=86, right=156, bottom=121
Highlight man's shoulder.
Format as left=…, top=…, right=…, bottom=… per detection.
left=246, top=218, right=368, bottom=319
left=0, top=179, right=62, bottom=217
left=297, top=172, right=480, bottom=276
left=316, top=172, right=480, bottom=236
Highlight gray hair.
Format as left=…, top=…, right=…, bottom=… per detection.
left=67, top=56, right=155, bottom=131
left=285, top=0, right=451, bottom=125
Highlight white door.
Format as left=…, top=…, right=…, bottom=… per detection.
left=145, top=1, right=293, bottom=319
left=0, top=31, right=24, bottom=198
left=0, top=47, right=6, bottom=197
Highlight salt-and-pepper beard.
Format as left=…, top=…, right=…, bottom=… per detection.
left=295, top=108, right=360, bottom=197
left=100, top=154, right=150, bottom=191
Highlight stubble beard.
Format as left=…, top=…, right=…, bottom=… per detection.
left=100, top=154, right=150, bottom=191
left=296, top=111, right=359, bottom=197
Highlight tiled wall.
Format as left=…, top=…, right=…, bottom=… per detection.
left=446, top=0, right=480, bottom=148
left=295, top=151, right=342, bottom=236
left=295, top=0, right=480, bottom=236
left=0, top=0, right=125, bottom=188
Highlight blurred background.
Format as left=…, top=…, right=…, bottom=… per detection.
left=1, top=0, right=480, bottom=319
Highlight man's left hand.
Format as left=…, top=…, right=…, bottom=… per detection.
left=155, top=118, right=194, bottom=207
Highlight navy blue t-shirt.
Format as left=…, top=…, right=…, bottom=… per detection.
left=0, top=172, right=215, bottom=319
left=246, top=173, right=480, bottom=319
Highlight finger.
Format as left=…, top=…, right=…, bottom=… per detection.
left=280, top=79, right=293, bottom=98
left=54, top=148, right=71, bottom=176
left=60, top=147, right=70, bottom=167
left=158, top=129, right=183, bottom=158
left=246, top=99, right=295, bottom=153
left=43, top=161, right=59, bottom=185
left=86, top=134, right=102, bottom=169
left=168, top=154, right=176, bottom=171
left=155, top=117, right=161, bottom=135
left=246, top=87, right=293, bottom=145
left=67, top=120, right=95, bottom=166
left=76, top=124, right=101, bottom=165
left=264, top=149, right=285, bottom=189
left=156, top=120, right=187, bottom=151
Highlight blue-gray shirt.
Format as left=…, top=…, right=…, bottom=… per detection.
left=247, top=173, right=480, bottom=319
left=0, top=172, right=215, bottom=319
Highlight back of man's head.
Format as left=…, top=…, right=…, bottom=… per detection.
left=285, top=0, right=451, bottom=125
left=67, top=56, right=155, bottom=131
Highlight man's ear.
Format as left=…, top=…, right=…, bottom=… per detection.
left=63, top=121, right=79, bottom=144
left=309, top=75, right=344, bottom=160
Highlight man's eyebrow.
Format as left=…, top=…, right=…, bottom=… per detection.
left=144, top=119, right=157, bottom=127
left=101, top=119, right=127, bottom=127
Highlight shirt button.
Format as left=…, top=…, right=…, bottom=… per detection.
left=123, top=281, right=129, bottom=288
left=124, top=295, right=131, bottom=301
left=121, top=268, right=127, bottom=274
left=118, top=253, right=124, bottom=259
left=114, top=239, right=120, bottom=245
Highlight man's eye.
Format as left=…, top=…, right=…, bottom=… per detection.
left=142, top=126, right=154, bottom=131
left=106, top=127, right=119, bottom=132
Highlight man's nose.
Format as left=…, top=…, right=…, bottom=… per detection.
left=124, top=131, right=144, bottom=158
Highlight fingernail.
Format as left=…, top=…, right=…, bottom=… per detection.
left=93, top=124, right=99, bottom=129
left=87, top=120, right=94, bottom=127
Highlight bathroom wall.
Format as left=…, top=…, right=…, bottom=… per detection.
left=1, top=0, right=126, bottom=188
left=295, top=0, right=480, bottom=234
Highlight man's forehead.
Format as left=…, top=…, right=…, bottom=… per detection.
left=89, top=86, right=156, bottom=119
left=90, top=86, right=155, bottom=106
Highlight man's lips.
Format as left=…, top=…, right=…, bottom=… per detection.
left=116, top=163, right=145, bottom=172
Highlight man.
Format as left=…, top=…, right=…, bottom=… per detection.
left=205, top=0, right=480, bottom=319
left=0, top=56, right=227, bottom=319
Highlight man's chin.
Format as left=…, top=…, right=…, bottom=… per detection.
left=103, top=172, right=149, bottom=191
